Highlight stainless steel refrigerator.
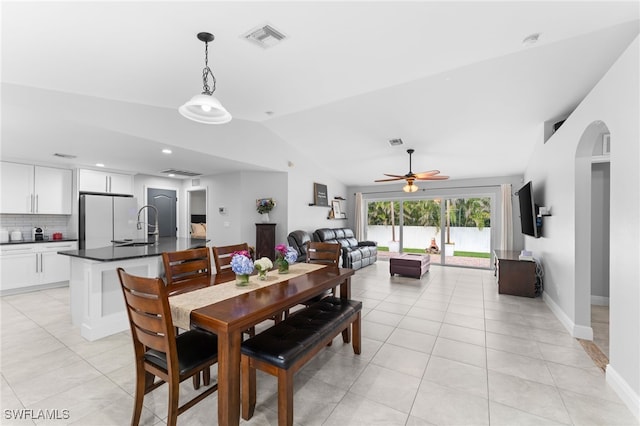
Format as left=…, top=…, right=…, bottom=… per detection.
left=79, top=194, right=140, bottom=249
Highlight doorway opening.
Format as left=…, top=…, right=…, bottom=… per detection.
left=574, top=121, right=611, bottom=359
left=187, top=188, right=207, bottom=239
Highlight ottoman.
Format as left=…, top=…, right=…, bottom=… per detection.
left=389, top=253, right=431, bottom=279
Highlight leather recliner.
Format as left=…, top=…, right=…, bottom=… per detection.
left=287, top=230, right=312, bottom=262
left=313, top=228, right=377, bottom=270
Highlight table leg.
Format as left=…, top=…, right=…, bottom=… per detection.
left=340, top=277, right=352, bottom=343
left=217, top=329, right=242, bottom=426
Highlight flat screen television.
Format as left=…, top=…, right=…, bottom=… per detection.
left=518, top=181, right=541, bottom=238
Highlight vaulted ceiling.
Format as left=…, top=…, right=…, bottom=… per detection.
left=2, top=1, right=638, bottom=186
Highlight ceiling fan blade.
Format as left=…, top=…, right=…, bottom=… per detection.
left=382, top=173, right=406, bottom=178
left=416, top=175, right=450, bottom=181
left=374, top=177, right=404, bottom=182
left=413, top=170, right=440, bottom=178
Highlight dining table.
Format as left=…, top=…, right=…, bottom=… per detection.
left=168, top=262, right=355, bottom=426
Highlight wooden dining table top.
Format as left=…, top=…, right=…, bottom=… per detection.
left=191, top=265, right=353, bottom=331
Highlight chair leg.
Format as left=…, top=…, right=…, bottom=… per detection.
left=278, top=368, right=295, bottom=426
left=241, top=356, right=256, bottom=420
left=131, top=365, right=148, bottom=426
left=203, top=367, right=211, bottom=386
left=192, top=372, right=201, bottom=390
left=167, top=376, right=180, bottom=426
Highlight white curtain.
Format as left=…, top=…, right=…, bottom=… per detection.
left=355, top=192, right=365, bottom=240
left=500, top=184, right=513, bottom=252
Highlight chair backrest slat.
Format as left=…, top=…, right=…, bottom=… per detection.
left=213, top=243, right=250, bottom=276
left=117, top=268, right=176, bottom=358
left=306, top=241, right=341, bottom=265
left=162, top=248, right=212, bottom=293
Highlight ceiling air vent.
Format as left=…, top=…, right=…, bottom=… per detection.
left=388, top=138, right=404, bottom=147
left=243, top=24, right=287, bottom=49
left=53, top=153, right=77, bottom=159
left=161, top=169, right=201, bottom=177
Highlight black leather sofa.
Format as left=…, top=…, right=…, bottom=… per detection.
left=313, top=228, right=377, bottom=270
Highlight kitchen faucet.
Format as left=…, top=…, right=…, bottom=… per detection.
left=137, top=205, right=159, bottom=245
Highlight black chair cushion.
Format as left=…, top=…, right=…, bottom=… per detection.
left=241, top=297, right=361, bottom=369
left=145, top=329, right=218, bottom=376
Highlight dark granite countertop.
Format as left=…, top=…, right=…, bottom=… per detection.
left=1, top=238, right=78, bottom=246
left=57, top=237, right=208, bottom=262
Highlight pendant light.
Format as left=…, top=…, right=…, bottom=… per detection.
left=179, top=32, right=232, bottom=124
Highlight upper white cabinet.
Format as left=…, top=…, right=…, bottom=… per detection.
left=0, top=162, right=72, bottom=214
left=78, top=169, right=133, bottom=195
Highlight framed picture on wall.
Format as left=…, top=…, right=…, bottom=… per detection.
left=314, top=183, right=329, bottom=206
left=331, top=200, right=342, bottom=216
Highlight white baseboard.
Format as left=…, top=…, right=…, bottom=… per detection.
left=606, top=364, right=640, bottom=421
left=591, top=295, right=610, bottom=306
left=543, top=292, right=593, bottom=340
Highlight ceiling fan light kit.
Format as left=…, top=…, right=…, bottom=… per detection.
left=403, top=182, right=419, bottom=192
left=179, top=32, right=232, bottom=124
left=375, top=148, right=449, bottom=192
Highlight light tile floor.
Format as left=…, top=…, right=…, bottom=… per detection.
left=1, top=263, right=638, bottom=425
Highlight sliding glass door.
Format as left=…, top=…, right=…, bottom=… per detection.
left=366, top=195, right=492, bottom=269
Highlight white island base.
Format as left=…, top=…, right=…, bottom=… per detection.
left=69, top=256, right=162, bottom=341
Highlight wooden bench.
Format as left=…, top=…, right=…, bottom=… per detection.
left=241, top=296, right=362, bottom=426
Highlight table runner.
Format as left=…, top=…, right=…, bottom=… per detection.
left=169, top=263, right=326, bottom=330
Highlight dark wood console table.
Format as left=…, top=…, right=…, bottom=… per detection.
left=255, top=223, right=276, bottom=260
left=494, top=250, right=538, bottom=298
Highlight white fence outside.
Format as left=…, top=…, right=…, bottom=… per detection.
left=367, top=225, right=491, bottom=253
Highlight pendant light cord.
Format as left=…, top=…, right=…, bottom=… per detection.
left=201, top=41, right=217, bottom=95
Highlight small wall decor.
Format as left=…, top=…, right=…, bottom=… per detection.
left=313, top=183, right=329, bottom=206
left=331, top=200, right=342, bottom=216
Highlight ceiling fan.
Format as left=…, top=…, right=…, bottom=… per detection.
left=375, top=149, right=449, bottom=192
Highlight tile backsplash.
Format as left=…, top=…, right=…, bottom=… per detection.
left=0, top=214, right=74, bottom=240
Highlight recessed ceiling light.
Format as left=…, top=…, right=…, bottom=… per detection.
left=95, top=163, right=105, bottom=167
left=168, top=174, right=175, bottom=177
left=522, top=33, right=540, bottom=46
left=162, top=149, right=172, bottom=154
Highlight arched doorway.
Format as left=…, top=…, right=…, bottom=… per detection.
left=575, top=120, right=611, bottom=357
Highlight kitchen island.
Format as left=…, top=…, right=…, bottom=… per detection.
left=58, top=237, right=207, bottom=341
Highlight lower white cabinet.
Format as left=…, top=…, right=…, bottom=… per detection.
left=0, top=242, right=78, bottom=293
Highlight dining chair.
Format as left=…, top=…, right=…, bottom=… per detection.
left=162, top=247, right=217, bottom=389
left=116, top=267, right=218, bottom=426
left=162, top=247, right=213, bottom=296
left=213, top=242, right=250, bottom=282
left=212, top=243, right=261, bottom=335
left=284, top=241, right=342, bottom=319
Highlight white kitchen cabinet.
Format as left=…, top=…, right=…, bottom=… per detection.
left=0, top=246, right=37, bottom=291
left=78, top=168, right=134, bottom=195
left=0, top=241, right=78, bottom=293
left=1, top=162, right=35, bottom=213
left=0, top=162, right=72, bottom=214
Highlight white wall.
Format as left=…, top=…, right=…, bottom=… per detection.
left=285, top=153, right=348, bottom=235
left=524, top=36, right=639, bottom=416
left=190, top=190, right=206, bottom=215
left=368, top=225, right=491, bottom=253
